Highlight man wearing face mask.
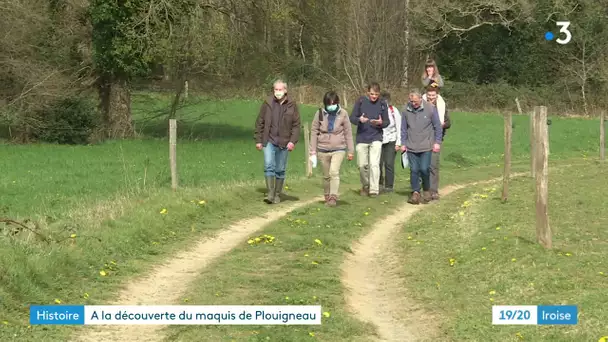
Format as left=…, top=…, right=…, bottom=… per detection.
left=349, top=82, right=390, bottom=197
left=254, top=79, right=301, bottom=204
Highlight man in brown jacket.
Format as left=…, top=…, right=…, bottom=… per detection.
left=254, top=79, right=301, bottom=204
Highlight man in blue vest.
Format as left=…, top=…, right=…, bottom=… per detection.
left=400, top=89, right=443, bottom=204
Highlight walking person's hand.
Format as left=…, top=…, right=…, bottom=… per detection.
left=359, top=114, right=369, bottom=123
left=401, top=145, right=407, bottom=153
left=395, top=144, right=401, bottom=152
left=256, top=143, right=263, bottom=151
left=287, top=142, right=295, bottom=151
left=432, top=143, right=440, bottom=152
left=347, top=153, right=354, bottom=161
left=370, top=117, right=383, bottom=126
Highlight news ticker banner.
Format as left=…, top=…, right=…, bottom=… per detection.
left=30, top=305, right=321, bottom=325
left=492, top=305, right=578, bottom=325
left=30, top=304, right=578, bottom=326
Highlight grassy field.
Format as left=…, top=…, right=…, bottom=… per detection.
left=396, top=161, right=607, bottom=342
left=0, top=93, right=325, bottom=341
left=159, top=162, right=536, bottom=342
left=0, top=91, right=604, bottom=341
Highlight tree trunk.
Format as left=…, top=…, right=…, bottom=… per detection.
left=400, top=0, right=410, bottom=88
left=99, top=77, right=134, bottom=139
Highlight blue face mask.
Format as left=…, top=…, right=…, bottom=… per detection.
left=326, top=104, right=338, bottom=112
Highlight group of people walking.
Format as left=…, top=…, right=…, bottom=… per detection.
left=254, top=59, right=451, bottom=206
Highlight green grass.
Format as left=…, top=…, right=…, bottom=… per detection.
left=0, top=91, right=604, bottom=341
left=158, top=160, right=546, bottom=342
left=397, top=160, right=607, bottom=341
left=0, top=93, right=324, bottom=341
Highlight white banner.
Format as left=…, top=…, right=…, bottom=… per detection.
left=84, top=305, right=322, bottom=325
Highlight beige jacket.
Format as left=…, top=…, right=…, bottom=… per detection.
left=309, top=107, right=355, bottom=154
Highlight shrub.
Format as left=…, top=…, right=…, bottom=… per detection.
left=35, top=96, right=100, bottom=144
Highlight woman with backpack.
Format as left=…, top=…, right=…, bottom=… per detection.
left=379, top=91, right=402, bottom=193
left=309, top=91, right=355, bottom=207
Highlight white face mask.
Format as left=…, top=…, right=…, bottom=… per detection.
left=274, top=91, right=285, bottom=99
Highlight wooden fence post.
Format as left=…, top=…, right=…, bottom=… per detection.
left=601, top=110, right=605, bottom=161
left=515, top=97, right=522, bottom=115
left=534, top=106, right=551, bottom=249
left=304, top=122, right=312, bottom=177
left=169, top=119, right=178, bottom=191
left=529, top=108, right=537, bottom=177
left=502, top=111, right=512, bottom=202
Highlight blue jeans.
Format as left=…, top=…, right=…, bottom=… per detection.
left=263, top=143, right=289, bottom=179
left=407, top=151, right=432, bottom=193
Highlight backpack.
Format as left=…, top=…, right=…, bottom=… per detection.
left=317, top=97, right=386, bottom=122
left=356, top=96, right=387, bottom=119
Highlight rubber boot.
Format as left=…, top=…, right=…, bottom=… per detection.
left=264, top=176, right=275, bottom=204
left=273, top=178, right=284, bottom=204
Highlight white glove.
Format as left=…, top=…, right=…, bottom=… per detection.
left=310, top=154, right=317, bottom=168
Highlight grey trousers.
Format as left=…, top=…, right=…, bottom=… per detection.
left=430, top=151, right=440, bottom=193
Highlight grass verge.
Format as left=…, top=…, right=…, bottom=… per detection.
left=397, top=159, right=607, bottom=342
left=0, top=179, right=318, bottom=342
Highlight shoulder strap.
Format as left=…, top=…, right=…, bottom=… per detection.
left=318, top=108, right=323, bottom=122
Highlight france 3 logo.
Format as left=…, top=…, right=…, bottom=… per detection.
left=544, top=21, right=572, bottom=45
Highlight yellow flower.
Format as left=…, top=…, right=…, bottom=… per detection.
left=83, top=292, right=89, bottom=299
left=99, top=270, right=107, bottom=276
left=247, top=239, right=254, bottom=244
left=311, top=261, right=318, bottom=265
left=160, top=208, right=167, bottom=214
left=314, top=239, right=322, bottom=245
left=54, top=299, right=61, bottom=304
left=70, top=234, right=77, bottom=238
left=480, top=194, right=488, bottom=199
left=458, top=211, right=464, bottom=216
left=598, top=336, right=608, bottom=342
left=599, top=272, right=605, bottom=275
left=198, top=200, right=206, bottom=205
left=511, top=258, right=517, bottom=262
left=322, top=312, right=330, bottom=318
left=407, top=236, right=413, bottom=240
left=516, top=332, right=524, bottom=340
left=489, top=290, right=496, bottom=295
left=364, top=212, right=369, bottom=216
left=565, top=253, right=572, bottom=256
left=496, top=227, right=501, bottom=230
left=312, top=296, right=317, bottom=300
left=309, top=332, right=315, bottom=337
left=449, top=258, right=456, bottom=266
left=285, top=296, right=289, bottom=300
left=490, top=298, right=494, bottom=302
left=304, top=253, right=309, bottom=257
left=254, top=237, right=261, bottom=243
left=481, top=247, right=487, bottom=251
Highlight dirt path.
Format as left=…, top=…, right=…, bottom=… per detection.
left=342, top=175, right=526, bottom=342
left=71, top=196, right=321, bottom=342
